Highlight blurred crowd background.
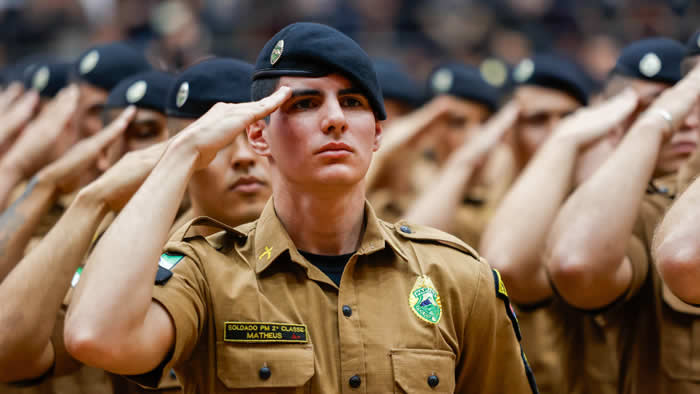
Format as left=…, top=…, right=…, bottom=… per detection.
left=2, top=0, right=700, bottom=88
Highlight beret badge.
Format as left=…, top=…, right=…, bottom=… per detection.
left=270, top=40, right=284, bottom=65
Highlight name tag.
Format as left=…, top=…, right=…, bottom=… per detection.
left=224, top=322, right=308, bottom=343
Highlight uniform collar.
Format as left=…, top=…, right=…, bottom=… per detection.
left=253, top=198, right=407, bottom=274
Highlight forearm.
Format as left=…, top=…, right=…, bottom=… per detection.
left=0, top=190, right=107, bottom=378
left=653, top=174, right=700, bottom=304
left=0, top=175, right=57, bottom=281
left=0, top=162, right=24, bottom=211
left=67, top=141, right=197, bottom=345
left=481, top=138, right=579, bottom=303
left=403, top=154, right=476, bottom=231
left=367, top=104, right=441, bottom=189
left=546, top=122, right=663, bottom=304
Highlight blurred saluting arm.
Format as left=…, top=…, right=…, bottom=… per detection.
left=64, top=87, right=291, bottom=375
left=481, top=89, right=638, bottom=305
left=545, top=64, right=700, bottom=310
left=0, top=106, right=137, bottom=382
left=404, top=101, right=518, bottom=232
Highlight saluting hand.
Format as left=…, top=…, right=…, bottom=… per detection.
left=38, top=106, right=136, bottom=194
left=636, top=62, right=700, bottom=140
left=552, top=88, right=638, bottom=147
left=0, top=82, right=25, bottom=114
left=173, top=86, right=292, bottom=170
left=0, top=90, right=39, bottom=156
left=1, top=86, right=79, bottom=178
left=86, top=140, right=169, bottom=212
left=452, top=100, right=520, bottom=166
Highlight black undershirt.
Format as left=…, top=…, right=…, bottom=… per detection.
left=298, top=250, right=354, bottom=286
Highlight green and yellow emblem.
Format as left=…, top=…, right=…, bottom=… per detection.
left=270, top=40, right=284, bottom=65
left=126, top=80, right=147, bottom=104
left=175, top=81, right=189, bottom=108
left=32, top=66, right=50, bottom=92
left=409, top=275, right=442, bottom=324
left=80, top=50, right=99, bottom=75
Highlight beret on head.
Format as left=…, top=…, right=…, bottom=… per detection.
left=372, top=58, right=423, bottom=108
left=253, top=22, right=386, bottom=120
left=104, top=70, right=175, bottom=113
left=612, top=37, right=685, bottom=84
left=166, top=57, right=253, bottom=118
left=685, top=30, right=700, bottom=58
left=512, top=53, right=592, bottom=105
left=427, top=62, right=503, bottom=112
left=23, top=62, right=70, bottom=98
left=73, top=42, right=152, bottom=91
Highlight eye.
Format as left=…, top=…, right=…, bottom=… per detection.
left=524, top=113, right=548, bottom=126
left=340, top=96, right=363, bottom=107
left=291, top=98, right=318, bottom=110
left=446, top=114, right=466, bottom=128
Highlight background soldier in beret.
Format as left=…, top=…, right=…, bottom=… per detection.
left=162, top=57, right=273, bottom=235
left=65, top=22, right=537, bottom=393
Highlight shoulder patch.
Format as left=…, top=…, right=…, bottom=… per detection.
left=71, top=267, right=83, bottom=288
left=492, top=269, right=521, bottom=341
left=394, top=221, right=479, bottom=259
left=155, top=253, right=184, bottom=285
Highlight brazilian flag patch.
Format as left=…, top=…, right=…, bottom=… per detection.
left=155, top=253, right=184, bottom=285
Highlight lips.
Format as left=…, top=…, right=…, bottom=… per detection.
left=670, top=141, right=698, bottom=155
left=229, top=176, right=265, bottom=193
left=316, top=142, right=353, bottom=154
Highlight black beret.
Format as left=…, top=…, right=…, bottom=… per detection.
left=427, top=62, right=503, bottom=112
left=372, top=58, right=423, bottom=108
left=685, top=30, right=700, bottom=57
left=512, top=53, right=592, bottom=105
left=166, top=57, right=253, bottom=119
left=253, top=22, right=386, bottom=120
left=104, top=70, right=175, bottom=113
left=23, top=62, right=70, bottom=98
left=73, top=42, right=152, bottom=91
left=612, top=37, right=685, bottom=84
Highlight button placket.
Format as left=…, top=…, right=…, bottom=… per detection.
left=338, top=254, right=367, bottom=393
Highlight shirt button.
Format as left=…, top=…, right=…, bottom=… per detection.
left=259, top=366, right=271, bottom=380
left=428, top=374, right=439, bottom=387
left=349, top=375, right=361, bottom=388
left=342, top=305, right=352, bottom=317
left=400, top=225, right=412, bottom=234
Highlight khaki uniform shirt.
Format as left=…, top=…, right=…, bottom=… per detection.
left=140, top=200, right=537, bottom=393
left=533, top=174, right=700, bottom=394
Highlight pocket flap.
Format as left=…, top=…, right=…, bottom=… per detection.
left=391, top=348, right=456, bottom=393
left=216, top=343, right=314, bottom=388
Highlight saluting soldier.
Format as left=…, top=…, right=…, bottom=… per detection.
left=65, top=22, right=538, bottom=394
left=0, top=70, right=179, bottom=394
left=163, top=57, right=272, bottom=235
left=544, top=39, right=700, bottom=393
left=481, top=38, right=687, bottom=394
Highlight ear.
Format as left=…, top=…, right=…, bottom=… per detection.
left=372, top=121, right=383, bottom=152
left=247, top=119, right=271, bottom=156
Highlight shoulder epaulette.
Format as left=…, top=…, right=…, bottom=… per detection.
left=176, top=216, right=246, bottom=241
left=393, top=221, right=479, bottom=260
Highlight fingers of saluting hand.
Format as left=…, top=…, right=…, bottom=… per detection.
left=248, top=86, right=292, bottom=121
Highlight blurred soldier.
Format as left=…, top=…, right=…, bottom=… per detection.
left=545, top=43, right=700, bottom=394
left=482, top=37, right=687, bottom=394
left=0, top=69, right=181, bottom=394
left=65, top=22, right=537, bottom=393
left=372, top=58, right=423, bottom=121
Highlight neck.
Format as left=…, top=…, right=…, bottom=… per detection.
left=273, top=180, right=366, bottom=255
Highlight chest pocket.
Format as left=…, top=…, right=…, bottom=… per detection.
left=216, top=342, right=314, bottom=392
left=391, top=348, right=456, bottom=393
left=661, top=309, right=700, bottom=382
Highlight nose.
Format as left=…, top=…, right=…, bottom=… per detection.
left=231, top=137, right=258, bottom=171
left=681, top=102, right=700, bottom=130
left=321, top=98, right=348, bottom=135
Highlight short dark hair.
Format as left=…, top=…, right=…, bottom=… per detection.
left=251, top=77, right=280, bottom=101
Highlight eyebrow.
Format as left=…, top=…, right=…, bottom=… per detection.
left=290, top=87, right=366, bottom=98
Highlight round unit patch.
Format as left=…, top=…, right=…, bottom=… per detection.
left=175, top=81, right=189, bottom=108
left=32, top=66, right=50, bottom=92
left=270, top=40, right=284, bottom=65
left=126, top=80, right=147, bottom=104
left=639, top=53, right=662, bottom=78
left=431, top=69, right=453, bottom=93
left=480, top=58, right=508, bottom=87
left=80, top=50, right=100, bottom=75
left=513, top=58, right=534, bottom=83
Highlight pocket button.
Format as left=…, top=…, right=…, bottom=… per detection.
left=259, top=365, right=271, bottom=380
left=427, top=374, right=439, bottom=388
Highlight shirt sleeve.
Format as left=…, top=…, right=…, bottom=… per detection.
left=455, top=263, right=539, bottom=394
left=127, top=243, right=209, bottom=388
